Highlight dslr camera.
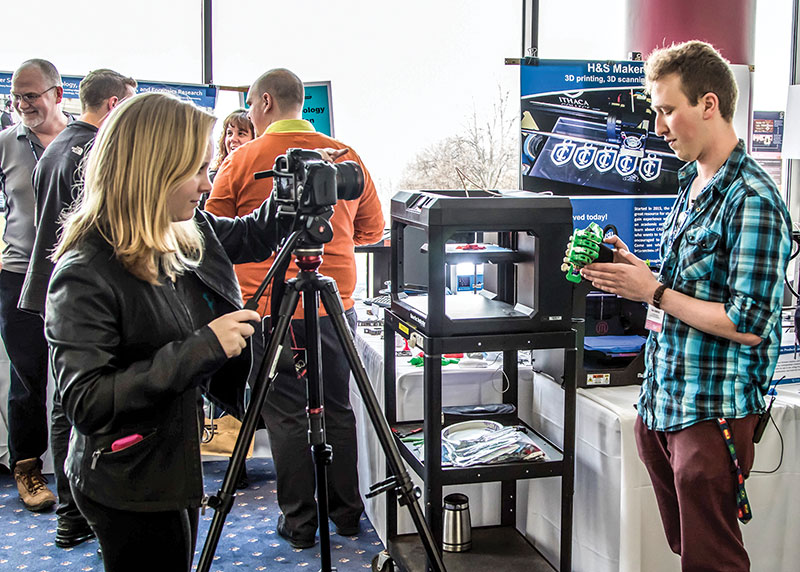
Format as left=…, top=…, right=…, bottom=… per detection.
left=260, top=148, right=364, bottom=213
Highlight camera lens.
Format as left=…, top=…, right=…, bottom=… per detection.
left=334, top=161, right=364, bottom=201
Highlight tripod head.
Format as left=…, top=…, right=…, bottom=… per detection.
left=244, top=147, right=364, bottom=313
left=253, top=147, right=366, bottom=262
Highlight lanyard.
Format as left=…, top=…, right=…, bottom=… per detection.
left=27, top=135, right=42, bottom=162
left=716, top=418, right=752, bottom=524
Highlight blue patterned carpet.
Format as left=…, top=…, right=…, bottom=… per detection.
left=0, top=459, right=384, bottom=571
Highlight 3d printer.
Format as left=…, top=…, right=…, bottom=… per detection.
left=390, top=189, right=574, bottom=337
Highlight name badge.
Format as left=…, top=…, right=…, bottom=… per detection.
left=645, top=305, right=665, bottom=333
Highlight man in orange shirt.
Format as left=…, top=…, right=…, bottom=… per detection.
left=206, top=68, right=384, bottom=549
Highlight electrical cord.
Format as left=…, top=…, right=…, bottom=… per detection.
left=751, top=377, right=785, bottom=474
left=785, top=230, right=800, bottom=300
left=751, top=413, right=784, bottom=474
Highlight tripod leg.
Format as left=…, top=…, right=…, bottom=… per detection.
left=197, top=286, right=301, bottom=572
left=301, top=287, right=334, bottom=572
left=318, top=280, right=446, bottom=572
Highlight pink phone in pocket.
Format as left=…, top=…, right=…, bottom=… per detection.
left=111, top=434, right=144, bottom=452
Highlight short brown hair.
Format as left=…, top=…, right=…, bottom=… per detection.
left=79, top=69, right=137, bottom=112
left=56, top=92, right=215, bottom=284
left=252, top=68, right=304, bottom=112
left=645, top=40, right=738, bottom=122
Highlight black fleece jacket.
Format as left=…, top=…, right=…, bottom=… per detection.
left=20, top=120, right=97, bottom=315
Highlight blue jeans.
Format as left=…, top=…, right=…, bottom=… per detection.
left=0, top=270, right=49, bottom=468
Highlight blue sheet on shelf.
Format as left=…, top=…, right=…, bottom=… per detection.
left=584, top=335, right=646, bottom=355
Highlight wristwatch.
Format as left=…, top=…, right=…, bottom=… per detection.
left=652, top=283, right=668, bottom=309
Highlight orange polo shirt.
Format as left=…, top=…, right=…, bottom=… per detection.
left=205, top=119, right=384, bottom=317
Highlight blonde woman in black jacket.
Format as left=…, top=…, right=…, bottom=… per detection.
left=44, top=92, right=276, bottom=571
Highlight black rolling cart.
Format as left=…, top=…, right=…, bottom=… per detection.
left=375, top=190, right=579, bottom=572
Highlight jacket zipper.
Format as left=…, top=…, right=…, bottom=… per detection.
left=169, top=280, right=195, bottom=331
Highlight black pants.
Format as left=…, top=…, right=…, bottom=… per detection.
left=72, top=485, right=199, bottom=572
left=0, top=270, right=49, bottom=468
left=259, top=307, right=364, bottom=538
left=51, top=390, right=85, bottom=524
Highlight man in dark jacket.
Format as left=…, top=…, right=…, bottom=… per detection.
left=18, top=68, right=136, bottom=549
left=1, top=99, right=14, bottom=130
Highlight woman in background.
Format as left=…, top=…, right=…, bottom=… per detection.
left=45, top=92, right=277, bottom=571
left=208, top=108, right=254, bottom=182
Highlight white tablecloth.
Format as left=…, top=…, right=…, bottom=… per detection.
left=352, top=324, right=800, bottom=571
left=352, top=326, right=517, bottom=539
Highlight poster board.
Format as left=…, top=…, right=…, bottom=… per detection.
left=302, top=81, right=334, bottom=137
left=519, top=59, right=751, bottom=265
left=0, top=71, right=218, bottom=112
left=237, top=80, right=334, bottom=137
left=519, top=59, right=680, bottom=265
left=751, top=110, right=784, bottom=190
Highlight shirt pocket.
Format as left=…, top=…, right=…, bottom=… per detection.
left=679, top=225, right=721, bottom=281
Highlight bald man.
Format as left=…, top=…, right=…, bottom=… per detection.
left=206, top=68, right=384, bottom=549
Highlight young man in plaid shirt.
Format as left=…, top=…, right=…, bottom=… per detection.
left=582, top=41, right=792, bottom=571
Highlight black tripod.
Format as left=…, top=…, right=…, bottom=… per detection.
left=197, top=223, right=446, bottom=572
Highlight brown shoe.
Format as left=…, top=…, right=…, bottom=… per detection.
left=13, top=458, right=56, bottom=512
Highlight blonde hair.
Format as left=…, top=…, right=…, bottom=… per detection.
left=54, top=92, right=216, bottom=284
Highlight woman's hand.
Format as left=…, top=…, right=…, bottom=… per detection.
left=208, top=309, right=261, bottom=358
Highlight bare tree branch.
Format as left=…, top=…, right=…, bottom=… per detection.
left=399, top=86, right=519, bottom=191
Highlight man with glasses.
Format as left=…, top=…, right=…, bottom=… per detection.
left=0, top=59, right=69, bottom=513
left=17, top=68, right=136, bottom=548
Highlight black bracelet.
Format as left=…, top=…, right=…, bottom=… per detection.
left=652, top=283, right=668, bottom=309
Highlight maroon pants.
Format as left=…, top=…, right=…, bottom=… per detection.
left=634, top=414, right=758, bottom=572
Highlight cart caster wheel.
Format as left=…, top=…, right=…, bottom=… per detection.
left=372, top=550, right=395, bottom=572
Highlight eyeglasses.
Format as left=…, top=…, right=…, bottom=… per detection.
left=10, top=86, right=58, bottom=105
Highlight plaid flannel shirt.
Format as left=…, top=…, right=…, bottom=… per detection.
left=638, top=140, right=792, bottom=431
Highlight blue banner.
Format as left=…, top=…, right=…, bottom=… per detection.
left=571, top=196, right=676, bottom=265
left=134, top=81, right=217, bottom=109
left=521, top=59, right=646, bottom=97
left=1, top=72, right=217, bottom=109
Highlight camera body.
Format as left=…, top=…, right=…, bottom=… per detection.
left=269, top=148, right=364, bottom=211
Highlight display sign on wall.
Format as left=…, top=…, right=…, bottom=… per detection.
left=238, top=80, right=334, bottom=137
left=0, top=72, right=218, bottom=111
left=519, top=59, right=682, bottom=264
left=519, top=59, right=752, bottom=264
left=303, top=82, right=334, bottom=137
left=752, top=111, right=784, bottom=154
left=751, top=110, right=784, bottom=190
